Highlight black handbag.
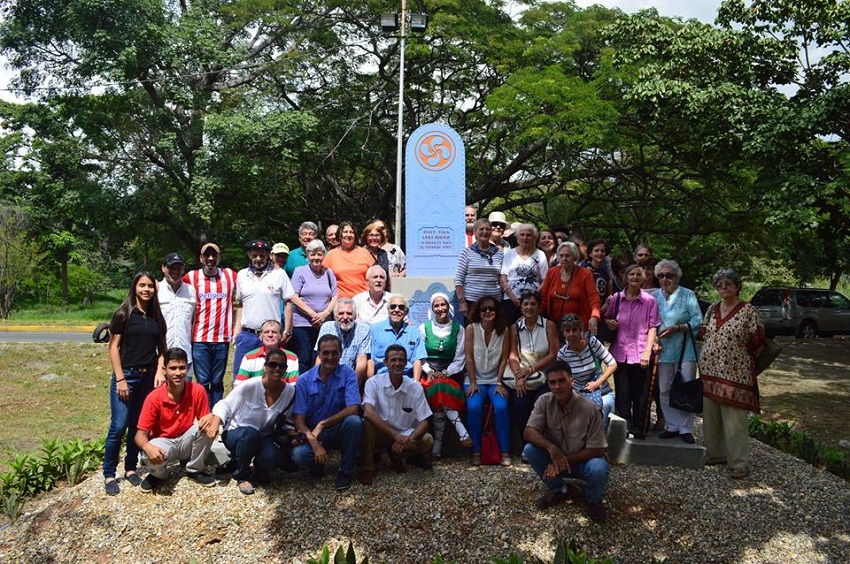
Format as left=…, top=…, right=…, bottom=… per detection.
left=669, top=329, right=703, bottom=414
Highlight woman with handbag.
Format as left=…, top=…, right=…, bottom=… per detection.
left=699, top=268, right=765, bottom=479
left=464, top=296, right=512, bottom=466
left=557, top=314, right=617, bottom=431
left=504, top=291, right=558, bottom=436
left=419, top=293, right=471, bottom=460
left=651, top=260, right=703, bottom=444
left=606, top=264, right=660, bottom=439
left=540, top=242, right=601, bottom=332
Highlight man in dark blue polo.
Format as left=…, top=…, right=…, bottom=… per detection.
left=292, top=334, right=364, bottom=491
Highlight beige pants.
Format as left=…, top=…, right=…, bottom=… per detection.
left=702, top=396, right=750, bottom=470
left=361, top=420, right=433, bottom=471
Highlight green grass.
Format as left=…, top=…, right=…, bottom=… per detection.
left=5, top=290, right=124, bottom=325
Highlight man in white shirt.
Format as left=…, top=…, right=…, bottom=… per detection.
left=233, top=239, right=294, bottom=380
left=352, top=265, right=390, bottom=325
left=158, top=252, right=196, bottom=378
left=360, top=345, right=433, bottom=485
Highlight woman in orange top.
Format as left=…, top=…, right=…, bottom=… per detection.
left=540, top=242, right=601, bottom=334
left=322, top=221, right=375, bottom=298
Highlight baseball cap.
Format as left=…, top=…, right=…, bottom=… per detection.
left=272, top=243, right=290, bottom=255
left=164, top=252, right=185, bottom=266
left=200, top=242, right=220, bottom=255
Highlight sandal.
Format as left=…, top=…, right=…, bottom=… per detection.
left=471, top=453, right=481, bottom=466
left=500, top=453, right=512, bottom=467
left=237, top=481, right=255, bottom=495
left=459, top=433, right=472, bottom=449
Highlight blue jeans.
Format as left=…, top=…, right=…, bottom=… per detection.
left=232, top=331, right=261, bottom=379
left=192, top=342, right=229, bottom=408
left=292, top=415, right=364, bottom=476
left=508, top=383, right=550, bottom=436
left=103, top=367, right=155, bottom=479
left=223, top=427, right=293, bottom=482
left=522, top=443, right=609, bottom=504
left=290, top=326, right=319, bottom=375
left=464, top=384, right=510, bottom=453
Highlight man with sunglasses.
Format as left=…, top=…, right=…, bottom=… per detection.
left=292, top=335, right=364, bottom=491
left=367, top=295, right=427, bottom=381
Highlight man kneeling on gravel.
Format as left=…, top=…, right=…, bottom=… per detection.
left=359, top=345, right=434, bottom=485
left=135, top=347, right=216, bottom=492
left=523, top=360, right=609, bottom=523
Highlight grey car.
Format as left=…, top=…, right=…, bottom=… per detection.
left=751, top=286, right=850, bottom=338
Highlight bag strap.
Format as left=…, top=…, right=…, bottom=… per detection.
left=483, top=401, right=494, bottom=429
left=587, top=337, right=602, bottom=382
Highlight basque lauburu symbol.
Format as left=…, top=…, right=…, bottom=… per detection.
left=415, top=131, right=456, bottom=171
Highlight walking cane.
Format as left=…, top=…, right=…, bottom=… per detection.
left=641, top=352, right=659, bottom=437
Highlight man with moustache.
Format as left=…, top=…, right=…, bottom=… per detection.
left=314, top=298, right=371, bottom=389
left=184, top=242, right=237, bottom=408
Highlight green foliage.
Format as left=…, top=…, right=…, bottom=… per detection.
left=0, top=437, right=105, bottom=521
left=306, top=542, right=368, bottom=564
left=748, top=415, right=850, bottom=480
left=0, top=205, right=40, bottom=318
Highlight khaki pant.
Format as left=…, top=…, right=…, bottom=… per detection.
left=702, top=396, right=750, bottom=470
left=361, top=420, right=433, bottom=471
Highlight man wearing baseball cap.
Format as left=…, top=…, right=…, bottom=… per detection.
left=158, top=252, right=197, bottom=380
left=233, top=239, right=295, bottom=380
left=184, top=242, right=237, bottom=408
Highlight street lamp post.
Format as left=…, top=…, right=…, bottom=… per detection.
left=381, top=4, right=428, bottom=247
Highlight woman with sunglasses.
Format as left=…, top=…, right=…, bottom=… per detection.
left=699, top=269, right=765, bottom=479
left=651, top=260, right=703, bottom=444
left=464, top=297, right=512, bottom=466
left=455, top=219, right=504, bottom=317
left=103, top=272, right=167, bottom=495
left=199, top=346, right=298, bottom=495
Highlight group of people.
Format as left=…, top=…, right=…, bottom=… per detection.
left=101, top=210, right=767, bottom=524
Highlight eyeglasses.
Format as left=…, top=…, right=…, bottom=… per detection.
left=388, top=304, right=406, bottom=311
left=491, top=224, right=505, bottom=231
left=265, top=361, right=285, bottom=370
left=480, top=306, right=496, bottom=313
left=657, top=273, right=676, bottom=279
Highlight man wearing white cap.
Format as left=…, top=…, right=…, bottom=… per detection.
left=272, top=242, right=290, bottom=270
left=488, top=211, right=512, bottom=251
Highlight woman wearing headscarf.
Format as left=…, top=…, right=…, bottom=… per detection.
left=418, top=293, right=470, bottom=460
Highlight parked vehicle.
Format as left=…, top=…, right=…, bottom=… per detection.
left=751, top=286, right=850, bottom=338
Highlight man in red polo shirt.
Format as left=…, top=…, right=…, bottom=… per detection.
left=135, top=347, right=216, bottom=491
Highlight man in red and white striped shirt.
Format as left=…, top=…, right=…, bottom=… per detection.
left=184, top=242, right=237, bottom=408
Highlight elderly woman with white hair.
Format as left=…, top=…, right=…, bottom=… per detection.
left=418, top=292, right=471, bottom=459
left=540, top=241, right=601, bottom=332
left=289, top=239, right=338, bottom=374
left=699, top=268, right=765, bottom=479
left=651, top=259, right=703, bottom=444
left=500, top=223, right=548, bottom=326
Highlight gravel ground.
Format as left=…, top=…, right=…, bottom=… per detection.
left=1, top=435, right=849, bottom=563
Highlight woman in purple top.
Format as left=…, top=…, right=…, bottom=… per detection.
left=605, top=263, right=659, bottom=438
left=290, top=239, right=338, bottom=374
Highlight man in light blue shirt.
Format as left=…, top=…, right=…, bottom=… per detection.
left=314, top=298, right=370, bottom=389
left=367, top=295, right=427, bottom=380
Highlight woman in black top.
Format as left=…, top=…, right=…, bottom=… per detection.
left=103, top=272, right=167, bottom=495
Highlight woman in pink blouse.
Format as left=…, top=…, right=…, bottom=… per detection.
left=605, top=263, right=659, bottom=438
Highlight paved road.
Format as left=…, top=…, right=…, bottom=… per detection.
left=0, top=331, right=93, bottom=344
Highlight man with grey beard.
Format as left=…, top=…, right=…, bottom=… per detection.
left=314, top=298, right=371, bottom=390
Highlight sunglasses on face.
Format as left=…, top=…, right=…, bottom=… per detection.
left=480, top=306, right=496, bottom=313
left=388, top=304, right=406, bottom=311
left=657, top=273, right=676, bottom=279
left=265, top=362, right=285, bottom=370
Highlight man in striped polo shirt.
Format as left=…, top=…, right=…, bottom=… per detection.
left=184, top=242, right=237, bottom=409
left=234, top=320, right=298, bottom=386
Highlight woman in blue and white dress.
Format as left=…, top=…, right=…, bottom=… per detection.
left=651, top=260, right=703, bottom=444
